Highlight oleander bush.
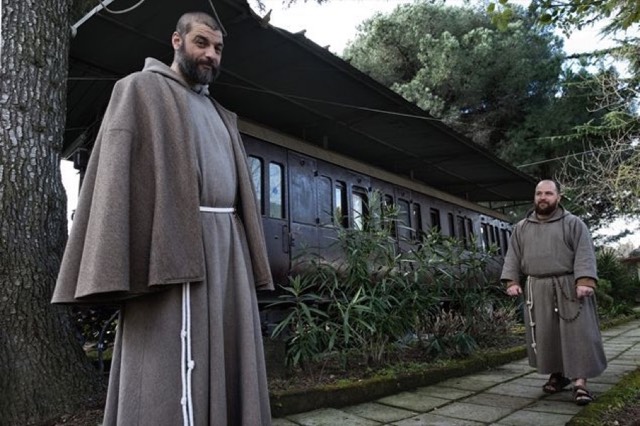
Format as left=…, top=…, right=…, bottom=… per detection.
left=271, top=191, right=520, bottom=369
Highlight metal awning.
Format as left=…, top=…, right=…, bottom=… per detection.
left=64, top=0, right=536, bottom=202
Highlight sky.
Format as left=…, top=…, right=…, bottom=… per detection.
left=61, top=0, right=639, bottom=249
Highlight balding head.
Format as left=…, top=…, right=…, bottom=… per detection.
left=536, top=179, right=560, bottom=195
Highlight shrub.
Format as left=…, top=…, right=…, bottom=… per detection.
left=271, top=190, right=520, bottom=368
left=596, top=248, right=640, bottom=318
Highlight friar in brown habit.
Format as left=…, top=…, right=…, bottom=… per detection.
left=501, top=179, right=606, bottom=406
left=52, top=11, right=274, bottom=426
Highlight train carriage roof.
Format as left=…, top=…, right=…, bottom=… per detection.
left=65, top=0, right=537, bottom=202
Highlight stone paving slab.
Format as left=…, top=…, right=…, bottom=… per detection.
left=516, top=376, right=547, bottom=388
left=619, top=328, right=640, bottom=337
left=393, top=413, right=485, bottom=425
left=463, top=369, right=527, bottom=384
left=494, top=409, right=573, bottom=426
left=543, top=390, right=576, bottom=403
left=460, top=393, right=535, bottom=410
left=341, top=402, right=417, bottom=423
left=434, top=377, right=496, bottom=392
left=377, top=392, right=450, bottom=412
left=524, top=399, right=583, bottom=415
left=486, top=382, right=546, bottom=398
left=590, top=372, right=627, bottom=384
left=590, top=381, right=615, bottom=393
left=413, top=386, right=475, bottom=400
left=430, top=402, right=513, bottom=423
left=286, top=408, right=381, bottom=426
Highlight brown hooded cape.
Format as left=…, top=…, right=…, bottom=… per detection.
left=52, top=57, right=273, bottom=305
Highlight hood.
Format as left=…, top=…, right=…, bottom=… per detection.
left=142, top=57, right=210, bottom=96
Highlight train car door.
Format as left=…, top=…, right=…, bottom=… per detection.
left=315, top=160, right=348, bottom=263
left=288, top=152, right=319, bottom=265
left=242, top=135, right=290, bottom=284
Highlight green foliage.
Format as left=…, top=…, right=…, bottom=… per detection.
left=490, top=0, right=640, bottom=34
left=554, top=61, right=640, bottom=227
left=271, top=191, right=519, bottom=368
left=71, top=306, right=118, bottom=351
left=595, top=247, right=640, bottom=318
left=343, top=1, right=565, bottom=152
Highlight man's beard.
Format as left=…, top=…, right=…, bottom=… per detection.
left=535, top=200, right=558, bottom=216
left=176, top=46, right=220, bottom=85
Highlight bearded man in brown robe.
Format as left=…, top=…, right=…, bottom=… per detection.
left=52, top=11, right=273, bottom=426
left=501, top=180, right=606, bottom=406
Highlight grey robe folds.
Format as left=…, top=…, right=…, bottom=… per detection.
left=501, top=207, right=607, bottom=378
left=53, top=58, right=273, bottom=425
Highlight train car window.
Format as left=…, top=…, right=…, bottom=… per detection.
left=430, top=208, right=441, bottom=233
left=457, top=215, right=467, bottom=248
left=481, top=223, right=490, bottom=251
left=448, top=213, right=455, bottom=238
left=412, top=203, right=422, bottom=238
left=269, top=162, right=284, bottom=219
left=382, top=194, right=396, bottom=237
left=248, top=156, right=263, bottom=215
left=352, top=187, right=368, bottom=231
left=466, top=218, right=474, bottom=238
left=494, top=226, right=502, bottom=251
left=397, top=199, right=411, bottom=241
left=501, top=229, right=509, bottom=254
left=334, top=181, right=348, bottom=227
left=318, top=176, right=332, bottom=226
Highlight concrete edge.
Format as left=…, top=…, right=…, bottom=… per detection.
left=269, top=345, right=527, bottom=417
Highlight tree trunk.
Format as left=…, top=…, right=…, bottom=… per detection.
left=0, top=0, right=103, bottom=424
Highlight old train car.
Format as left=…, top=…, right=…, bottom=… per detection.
left=237, top=121, right=512, bottom=284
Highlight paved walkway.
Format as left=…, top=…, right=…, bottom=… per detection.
left=272, top=318, right=640, bottom=425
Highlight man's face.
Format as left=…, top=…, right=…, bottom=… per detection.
left=534, top=181, right=561, bottom=216
left=173, top=23, right=224, bottom=85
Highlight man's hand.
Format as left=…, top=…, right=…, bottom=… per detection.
left=576, top=285, right=594, bottom=299
left=506, top=284, right=522, bottom=297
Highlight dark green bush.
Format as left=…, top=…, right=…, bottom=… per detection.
left=596, top=247, right=640, bottom=318
left=271, top=191, right=519, bottom=368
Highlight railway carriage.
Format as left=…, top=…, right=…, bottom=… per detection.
left=238, top=122, right=513, bottom=285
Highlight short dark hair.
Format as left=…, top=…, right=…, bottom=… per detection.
left=176, top=12, right=223, bottom=36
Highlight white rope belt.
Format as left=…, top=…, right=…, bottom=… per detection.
left=180, top=283, right=195, bottom=426
left=199, top=206, right=235, bottom=213
left=526, top=276, right=537, bottom=355
left=180, top=206, right=235, bottom=424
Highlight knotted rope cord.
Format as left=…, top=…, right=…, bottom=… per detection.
left=181, top=283, right=195, bottom=426
left=525, top=276, right=537, bottom=355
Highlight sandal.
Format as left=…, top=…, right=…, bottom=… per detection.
left=573, top=385, right=595, bottom=406
left=542, top=372, right=571, bottom=394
